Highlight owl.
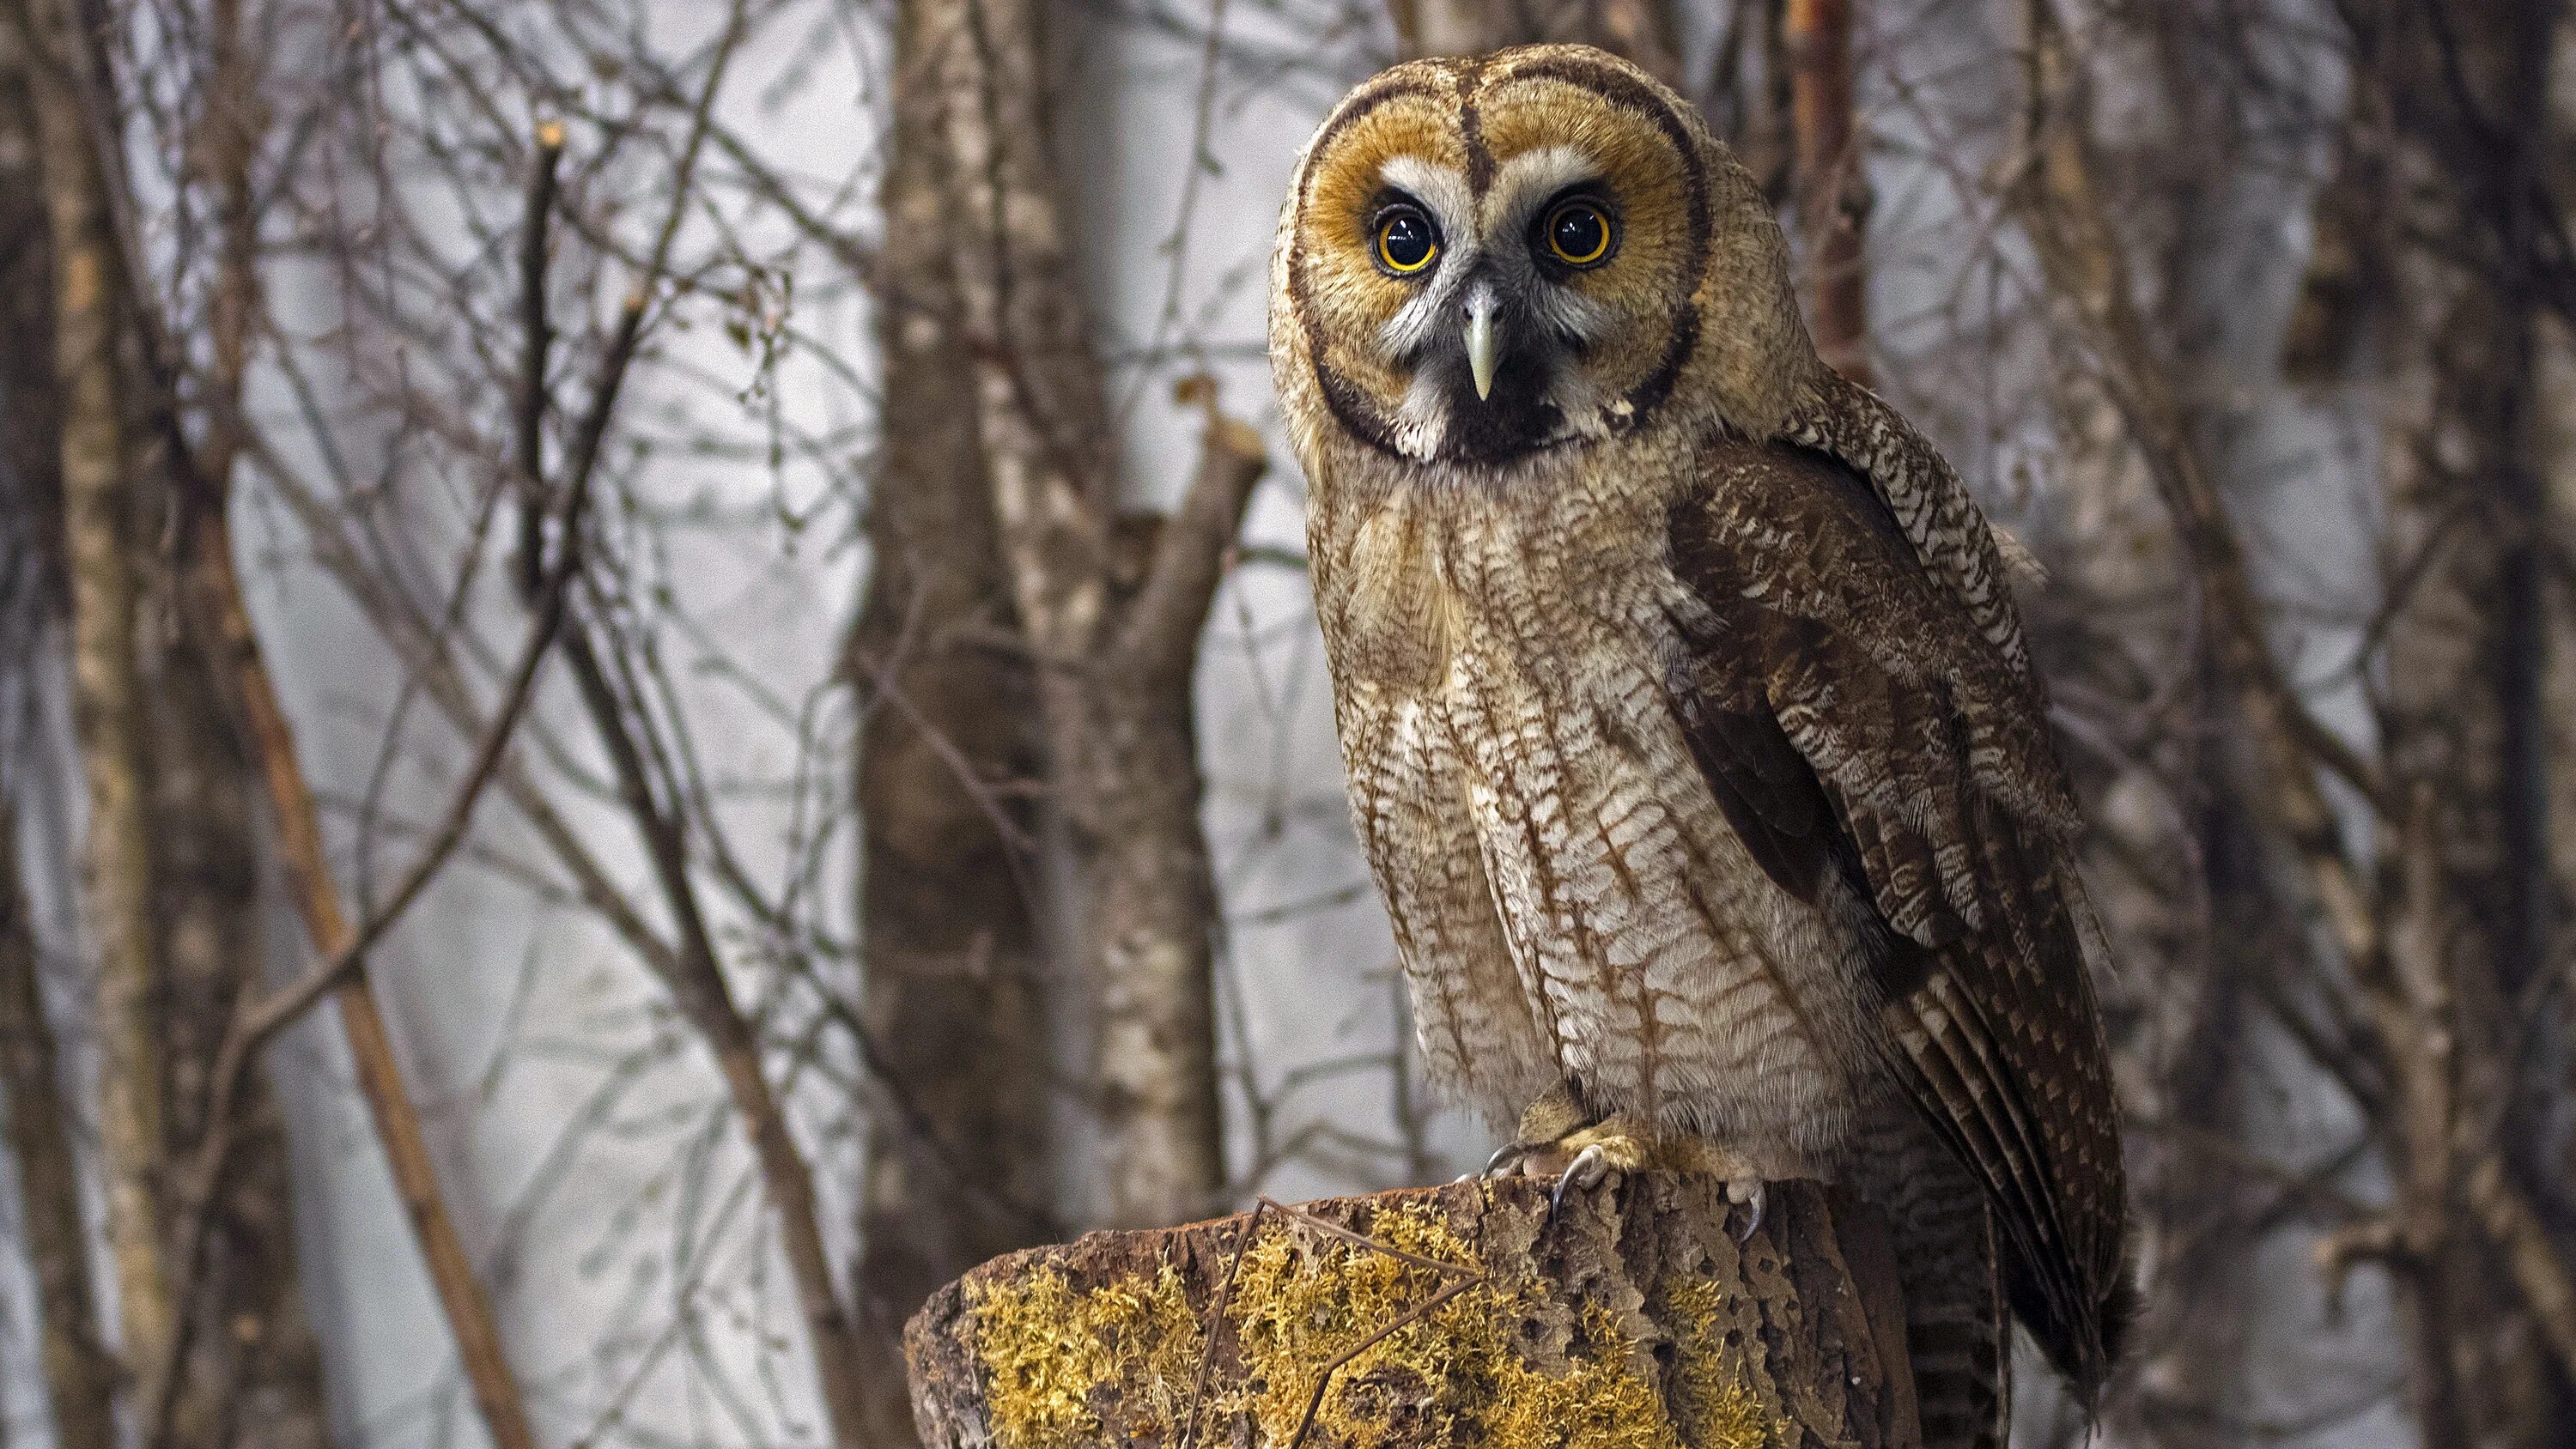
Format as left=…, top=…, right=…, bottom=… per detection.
left=1269, top=45, right=2130, bottom=1447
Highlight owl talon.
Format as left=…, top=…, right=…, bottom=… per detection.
left=1727, top=1179, right=1767, bottom=1242
left=1546, top=1141, right=1623, bottom=1222
left=1479, top=1140, right=1535, bottom=1179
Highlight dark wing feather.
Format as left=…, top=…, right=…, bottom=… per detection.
left=1663, top=440, right=2129, bottom=1401
left=1667, top=633, right=1827, bottom=901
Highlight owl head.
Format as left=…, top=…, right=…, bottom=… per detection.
left=1272, top=45, right=1819, bottom=472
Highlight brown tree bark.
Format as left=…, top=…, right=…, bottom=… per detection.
left=1784, top=0, right=1868, bottom=384
left=11, top=0, right=179, bottom=1404
left=905, top=1177, right=1917, bottom=1448
left=918, top=0, right=1266, bottom=1234
left=137, top=3, right=327, bottom=1438
left=0, top=799, right=115, bottom=1449
left=1387, top=0, right=1683, bottom=88
left=2343, top=3, right=2569, bottom=1439
left=847, top=1, right=1059, bottom=1440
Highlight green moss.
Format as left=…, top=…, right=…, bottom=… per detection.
left=1656, top=1282, right=1796, bottom=1449
left=959, top=1196, right=1786, bottom=1449
left=967, top=1259, right=1204, bottom=1446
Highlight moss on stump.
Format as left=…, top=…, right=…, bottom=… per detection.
left=904, top=1174, right=1919, bottom=1448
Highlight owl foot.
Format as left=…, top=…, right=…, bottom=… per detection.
left=1547, top=1140, right=1620, bottom=1219
left=1538, top=1121, right=1652, bottom=1224
left=1462, top=1082, right=1598, bottom=1181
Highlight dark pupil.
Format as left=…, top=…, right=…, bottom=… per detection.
left=1554, top=207, right=1604, bottom=259
left=1382, top=213, right=1431, bottom=267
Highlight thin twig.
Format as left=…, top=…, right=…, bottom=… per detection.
left=525, top=9, right=871, bottom=1441
left=147, top=122, right=580, bottom=1449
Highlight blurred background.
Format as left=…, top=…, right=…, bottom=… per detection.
left=0, top=0, right=2567, bottom=1446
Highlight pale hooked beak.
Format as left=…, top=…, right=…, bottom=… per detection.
left=1463, top=288, right=1499, bottom=402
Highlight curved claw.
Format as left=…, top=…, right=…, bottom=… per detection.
left=1480, top=1140, right=1534, bottom=1179
left=1728, top=1179, right=1767, bottom=1243
left=1546, top=1142, right=1620, bottom=1223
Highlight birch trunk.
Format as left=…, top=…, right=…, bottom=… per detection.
left=920, top=0, right=1264, bottom=1233
left=848, top=0, right=1057, bottom=1437
left=0, top=26, right=111, bottom=1448
left=0, top=798, right=114, bottom=1449
left=11, top=0, right=178, bottom=1401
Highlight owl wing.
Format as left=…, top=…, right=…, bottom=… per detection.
left=1662, top=437, right=2128, bottom=1400
left=1781, top=372, right=2039, bottom=689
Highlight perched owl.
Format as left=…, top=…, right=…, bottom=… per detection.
left=1270, top=45, right=2130, bottom=1446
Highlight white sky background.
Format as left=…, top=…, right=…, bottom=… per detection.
left=0, top=0, right=2416, bottom=1444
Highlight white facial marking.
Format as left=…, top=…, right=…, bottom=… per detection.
left=1375, top=156, right=1477, bottom=368
left=1379, top=156, right=1473, bottom=246
left=1485, top=146, right=1596, bottom=231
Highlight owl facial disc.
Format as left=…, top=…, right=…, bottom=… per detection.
left=1279, top=48, right=1741, bottom=471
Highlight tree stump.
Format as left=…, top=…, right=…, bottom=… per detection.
left=905, top=1174, right=1919, bottom=1447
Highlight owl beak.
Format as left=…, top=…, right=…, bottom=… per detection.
left=1463, top=289, right=1500, bottom=402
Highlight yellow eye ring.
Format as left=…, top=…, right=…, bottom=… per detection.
left=1376, top=208, right=1439, bottom=274
left=1544, top=200, right=1614, bottom=267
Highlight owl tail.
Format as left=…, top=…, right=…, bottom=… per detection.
left=1904, top=1197, right=2012, bottom=1449
left=1854, top=1106, right=2013, bottom=1449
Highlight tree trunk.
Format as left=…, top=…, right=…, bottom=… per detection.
left=143, top=604, right=329, bottom=1449
left=921, top=0, right=1264, bottom=1233
left=1784, top=0, right=1867, bottom=384
left=12, top=0, right=179, bottom=1403
left=0, top=24, right=110, bottom=1449
left=2350, top=2, right=2572, bottom=1440
left=131, top=9, right=327, bottom=1435
left=905, top=1177, right=1917, bottom=1448
left=0, top=797, right=115, bottom=1449
left=847, top=0, right=1060, bottom=1438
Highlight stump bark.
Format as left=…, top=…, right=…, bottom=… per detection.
left=905, top=1174, right=1919, bottom=1447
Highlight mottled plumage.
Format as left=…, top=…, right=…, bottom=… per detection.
left=1270, top=45, right=2129, bottom=1446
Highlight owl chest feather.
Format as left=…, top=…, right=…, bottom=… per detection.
left=1312, top=452, right=1876, bottom=1167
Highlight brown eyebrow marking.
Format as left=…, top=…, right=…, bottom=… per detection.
left=1300, top=73, right=1446, bottom=178
left=1457, top=58, right=1494, bottom=194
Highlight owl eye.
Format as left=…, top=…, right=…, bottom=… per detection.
left=1543, top=199, right=1615, bottom=268
left=1375, top=207, right=1439, bottom=274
